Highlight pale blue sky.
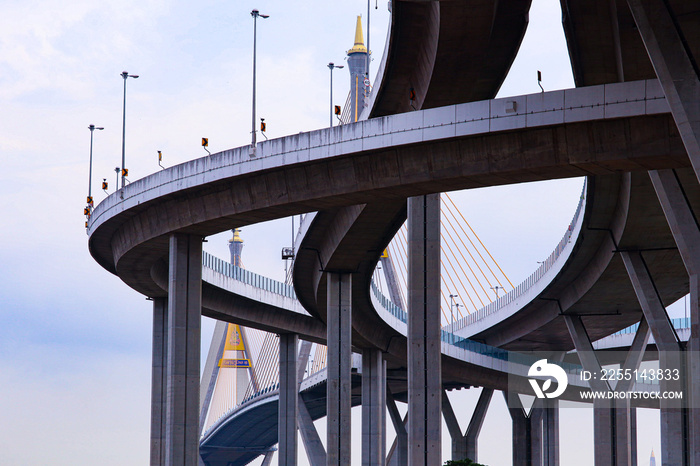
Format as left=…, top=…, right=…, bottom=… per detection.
left=0, top=0, right=663, bottom=464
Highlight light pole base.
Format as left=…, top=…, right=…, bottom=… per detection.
left=249, top=145, right=257, bottom=157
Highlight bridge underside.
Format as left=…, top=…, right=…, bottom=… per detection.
left=199, top=374, right=363, bottom=466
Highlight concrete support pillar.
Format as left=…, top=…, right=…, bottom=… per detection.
left=565, top=314, right=638, bottom=466
left=621, top=250, right=686, bottom=465
left=621, top=252, right=680, bottom=350
left=542, top=399, right=560, bottom=466
left=442, top=392, right=467, bottom=461
left=296, top=340, right=325, bottom=466
left=592, top=400, right=615, bottom=466
left=298, top=394, right=326, bottom=466
left=166, top=233, right=202, bottom=466
left=150, top=297, right=168, bottom=466
left=691, top=274, right=700, bottom=464
left=649, top=168, right=700, bottom=463
left=407, top=194, right=442, bottom=466
left=279, top=333, right=299, bottom=465
left=362, top=349, right=386, bottom=466
left=386, top=389, right=407, bottom=466
left=465, top=388, right=494, bottom=463
left=443, top=389, right=499, bottom=462
left=504, top=392, right=543, bottom=466
left=260, top=452, right=274, bottom=466
left=627, top=0, right=700, bottom=183
left=327, top=273, right=352, bottom=466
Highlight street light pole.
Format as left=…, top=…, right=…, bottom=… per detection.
left=366, top=0, right=370, bottom=85
left=449, top=294, right=457, bottom=327
left=87, top=124, right=104, bottom=204
left=251, top=9, right=269, bottom=157
left=328, top=62, right=344, bottom=127
left=120, top=71, right=138, bottom=190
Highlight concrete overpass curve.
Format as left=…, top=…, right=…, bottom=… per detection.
left=87, top=79, right=683, bottom=299
left=85, top=77, right=693, bottom=465
left=85, top=0, right=700, bottom=461
left=367, top=0, right=532, bottom=117
left=85, top=80, right=688, bottom=374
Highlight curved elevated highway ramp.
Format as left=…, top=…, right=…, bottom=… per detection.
left=88, top=0, right=700, bottom=464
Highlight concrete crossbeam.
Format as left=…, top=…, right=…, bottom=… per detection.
left=386, top=390, right=407, bottom=466
left=297, top=340, right=313, bottom=384
left=165, top=234, right=202, bottom=466
left=260, top=452, right=274, bottom=466
left=199, top=320, right=227, bottom=435
left=327, top=273, right=352, bottom=466
left=150, top=297, right=168, bottom=466
left=362, top=349, right=386, bottom=466
left=279, top=333, right=299, bottom=465
left=407, top=193, right=442, bottom=465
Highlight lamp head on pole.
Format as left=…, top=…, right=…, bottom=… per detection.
left=251, top=9, right=269, bottom=19
left=88, top=124, right=104, bottom=132
left=121, top=71, right=139, bottom=79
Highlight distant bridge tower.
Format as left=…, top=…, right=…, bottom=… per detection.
left=650, top=449, right=656, bottom=466
left=229, top=228, right=243, bottom=267
left=346, top=15, right=369, bottom=122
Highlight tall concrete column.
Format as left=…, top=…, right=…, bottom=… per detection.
left=565, top=314, right=634, bottom=466
left=649, top=168, right=700, bottom=463
left=327, top=273, right=352, bottom=466
left=621, top=250, right=686, bottom=465
left=279, top=333, right=299, bottom=465
left=151, top=297, right=168, bottom=466
left=362, top=348, right=386, bottom=466
left=166, top=233, right=202, bottom=466
left=407, top=194, right=442, bottom=466
left=592, top=401, right=615, bottom=465
left=440, top=388, right=497, bottom=463
left=627, top=0, right=700, bottom=183
left=690, top=273, right=700, bottom=464
left=504, top=392, right=543, bottom=466
left=542, top=399, right=560, bottom=466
